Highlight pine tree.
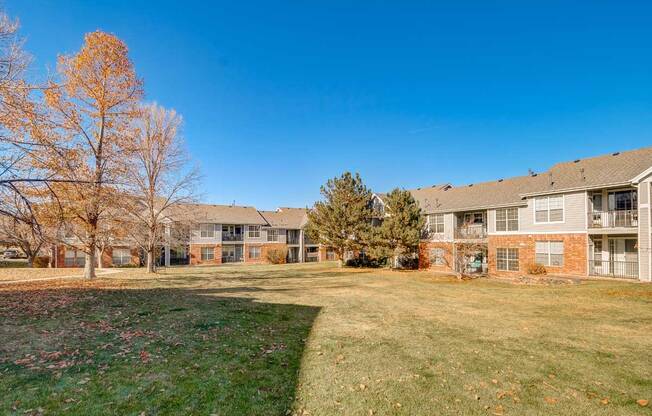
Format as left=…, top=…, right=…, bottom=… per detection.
left=306, top=172, right=373, bottom=267
left=375, top=188, right=424, bottom=268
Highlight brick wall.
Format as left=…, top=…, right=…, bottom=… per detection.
left=419, top=241, right=455, bottom=273
left=488, top=233, right=588, bottom=276
left=244, top=243, right=288, bottom=264
left=189, top=244, right=222, bottom=265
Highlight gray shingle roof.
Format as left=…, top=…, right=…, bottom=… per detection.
left=170, top=203, right=268, bottom=225
left=406, top=146, right=652, bottom=214
left=258, top=208, right=308, bottom=229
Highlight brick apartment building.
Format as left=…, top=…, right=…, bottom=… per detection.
left=372, top=146, right=652, bottom=282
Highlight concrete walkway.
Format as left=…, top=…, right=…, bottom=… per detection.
left=0, top=268, right=125, bottom=285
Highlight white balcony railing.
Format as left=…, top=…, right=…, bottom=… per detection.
left=588, top=210, right=638, bottom=229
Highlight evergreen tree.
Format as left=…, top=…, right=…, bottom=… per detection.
left=375, top=188, right=424, bottom=268
left=306, top=172, right=373, bottom=266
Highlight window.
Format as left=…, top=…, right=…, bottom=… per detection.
left=535, top=241, right=564, bottom=266
left=200, top=246, right=214, bottom=261
left=496, top=208, right=519, bottom=232
left=248, top=225, right=260, bottom=238
left=200, top=223, right=215, bottom=238
left=429, top=248, right=446, bottom=265
left=64, top=248, right=85, bottom=267
left=464, top=212, right=484, bottom=224
left=248, top=246, right=261, bottom=259
left=326, top=250, right=336, bottom=260
left=112, top=248, right=132, bottom=266
left=496, top=248, right=519, bottom=271
left=267, top=228, right=279, bottom=242
left=534, top=195, right=564, bottom=223
left=427, top=214, right=445, bottom=234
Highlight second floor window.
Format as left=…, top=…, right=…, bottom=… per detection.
left=534, top=195, right=564, bottom=223
left=200, top=223, right=215, bottom=238
left=267, top=228, right=279, bottom=242
left=427, top=214, right=445, bottom=234
left=248, top=225, right=260, bottom=238
left=496, top=208, right=519, bottom=231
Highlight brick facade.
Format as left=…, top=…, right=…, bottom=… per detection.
left=244, top=243, right=287, bottom=264
left=418, top=241, right=455, bottom=273
left=55, top=245, right=140, bottom=268
left=189, top=244, right=222, bottom=265
left=488, top=233, right=588, bottom=276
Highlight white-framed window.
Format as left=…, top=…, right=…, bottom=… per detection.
left=496, top=208, right=519, bottom=232
left=535, top=241, right=564, bottom=266
left=427, top=214, right=445, bottom=234
left=112, top=248, right=132, bottom=266
left=267, top=228, right=279, bottom=242
left=248, top=246, right=261, bottom=259
left=248, top=225, right=261, bottom=238
left=429, top=248, right=446, bottom=265
left=496, top=248, right=519, bottom=271
left=64, top=248, right=85, bottom=267
left=200, top=246, right=214, bottom=261
left=534, top=195, right=564, bottom=223
left=200, top=223, right=215, bottom=238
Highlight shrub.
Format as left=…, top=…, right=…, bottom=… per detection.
left=33, top=256, right=51, bottom=268
left=527, top=263, right=547, bottom=275
left=266, top=247, right=287, bottom=264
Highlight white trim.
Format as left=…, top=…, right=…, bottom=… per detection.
left=494, top=206, right=519, bottom=232
left=631, top=166, right=652, bottom=184
left=489, top=231, right=586, bottom=235
left=533, top=195, right=565, bottom=225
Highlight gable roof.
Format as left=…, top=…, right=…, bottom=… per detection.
left=169, top=203, right=268, bottom=225
left=405, top=146, right=652, bottom=214
left=258, top=207, right=308, bottom=229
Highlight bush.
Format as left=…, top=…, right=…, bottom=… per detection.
left=33, top=256, right=51, bottom=268
left=527, top=263, right=547, bottom=275
left=345, top=256, right=387, bottom=268
left=266, top=247, right=287, bottom=264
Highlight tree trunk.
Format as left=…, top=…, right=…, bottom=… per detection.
left=97, top=249, right=104, bottom=269
left=84, top=250, right=96, bottom=279
left=146, top=249, right=156, bottom=273
left=27, top=253, right=35, bottom=268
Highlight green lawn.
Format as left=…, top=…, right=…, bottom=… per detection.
left=1, top=263, right=651, bottom=415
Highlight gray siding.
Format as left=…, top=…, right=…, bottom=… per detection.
left=190, top=223, right=222, bottom=244
left=638, top=180, right=651, bottom=282
left=262, top=227, right=287, bottom=244
left=427, top=212, right=455, bottom=241
left=519, top=191, right=586, bottom=233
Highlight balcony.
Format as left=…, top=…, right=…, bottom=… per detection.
left=222, top=233, right=243, bottom=242
left=287, top=230, right=300, bottom=245
left=589, top=260, right=638, bottom=279
left=587, top=210, right=638, bottom=229
left=454, top=224, right=487, bottom=239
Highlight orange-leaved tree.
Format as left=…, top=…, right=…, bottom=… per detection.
left=33, top=31, right=143, bottom=278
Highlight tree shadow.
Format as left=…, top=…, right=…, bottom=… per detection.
left=0, top=286, right=320, bottom=415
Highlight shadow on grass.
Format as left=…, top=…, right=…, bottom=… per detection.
left=0, top=286, right=320, bottom=415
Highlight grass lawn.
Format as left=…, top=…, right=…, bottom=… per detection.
left=1, top=263, right=651, bottom=415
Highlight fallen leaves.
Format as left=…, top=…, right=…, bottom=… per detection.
left=637, top=399, right=649, bottom=407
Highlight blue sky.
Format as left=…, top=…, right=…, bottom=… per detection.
left=8, top=1, right=652, bottom=209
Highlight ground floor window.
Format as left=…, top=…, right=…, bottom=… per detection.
left=112, top=248, right=132, bottom=266
left=429, top=248, right=446, bottom=265
left=496, top=248, right=519, bottom=271
left=326, top=250, right=336, bottom=260
left=64, top=248, right=85, bottom=267
left=535, top=241, right=564, bottom=266
left=200, top=246, right=214, bottom=261
left=248, top=246, right=261, bottom=259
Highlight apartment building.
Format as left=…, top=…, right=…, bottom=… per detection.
left=390, top=146, right=652, bottom=282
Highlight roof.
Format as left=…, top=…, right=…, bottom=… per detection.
left=258, top=207, right=308, bottom=229
left=405, top=146, right=652, bottom=214
left=169, top=203, right=268, bottom=225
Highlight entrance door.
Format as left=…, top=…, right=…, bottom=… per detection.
left=608, top=238, right=638, bottom=278
left=234, top=245, right=243, bottom=262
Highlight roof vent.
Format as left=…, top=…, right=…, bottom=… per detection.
left=573, top=159, right=580, bottom=163
left=416, top=187, right=421, bottom=190
left=612, top=152, right=620, bottom=156
left=532, top=173, right=538, bottom=177
left=468, top=184, right=473, bottom=187
left=498, top=179, right=504, bottom=182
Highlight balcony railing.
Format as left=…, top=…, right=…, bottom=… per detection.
left=588, top=210, right=638, bottom=229
left=222, top=233, right=244, bottom=242
left=454, top=224, right=487, bottom=239
left=589, top=260, right=638, bottom=279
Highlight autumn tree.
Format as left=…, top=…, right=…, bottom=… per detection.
left=306, top=172, right=373, bottom=267
left=370, top=188, right=424, bottom=268
left=32, top=31, right=143, bottom=278
left=123, top=103, right=198, bottom=273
